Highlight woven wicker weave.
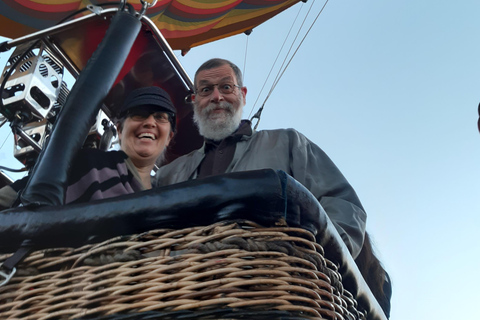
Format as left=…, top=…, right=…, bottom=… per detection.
left=0, top=220, right=366, bottom=320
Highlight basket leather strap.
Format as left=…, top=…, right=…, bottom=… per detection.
left=0, top=239, right=33, bottom=286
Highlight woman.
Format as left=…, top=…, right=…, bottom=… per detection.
left=1, top=86, right=175, bottom=208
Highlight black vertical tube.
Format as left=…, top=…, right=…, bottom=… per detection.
left=20, top=11, right=142, bottom=206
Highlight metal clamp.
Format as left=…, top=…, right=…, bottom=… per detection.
left=86, top=5, right=103, bottom=15
left=0, top=265, right=16, bottom=287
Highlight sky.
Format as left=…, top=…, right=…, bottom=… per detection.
left=1, top=0, right=480, bottom=319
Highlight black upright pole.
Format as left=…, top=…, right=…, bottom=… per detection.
left=20, top=10, right=142, bottom=207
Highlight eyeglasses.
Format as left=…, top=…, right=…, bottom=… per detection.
left=195, top=83, right=241, bottom=97
left=128, top=110, right=171, bottom=124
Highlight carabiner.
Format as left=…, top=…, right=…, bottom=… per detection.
left=139, top=0, right=158, bottom=17
left=0, top=265, right=16, bottom=287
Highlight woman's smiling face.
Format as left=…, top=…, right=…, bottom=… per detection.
left=118, top=106, right=173, bottom=167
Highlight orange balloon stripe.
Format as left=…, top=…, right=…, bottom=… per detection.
left=171, top=0, right=241, bottom=16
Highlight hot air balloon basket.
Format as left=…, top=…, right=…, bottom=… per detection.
left=0, top=220, right=366, bottom=320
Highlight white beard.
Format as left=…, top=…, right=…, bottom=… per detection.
left=193, top=101, right=243, bottom=141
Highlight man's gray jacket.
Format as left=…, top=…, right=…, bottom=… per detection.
left=155, top=127, right=367, bottom=258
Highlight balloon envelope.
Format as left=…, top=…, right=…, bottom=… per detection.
left=0, top=0, right=302, bottom=50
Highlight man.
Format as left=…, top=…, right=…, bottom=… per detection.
left=155, top=58, right=366, bottom=258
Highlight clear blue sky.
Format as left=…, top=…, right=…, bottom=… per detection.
left=1, top=1, right=480, bottom=319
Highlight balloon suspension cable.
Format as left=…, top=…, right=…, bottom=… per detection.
left=249, top=0, right=330, bottom=128
left=0, top=123, right=11, bottom=150
left=0, top=116, right=6, bottom=128
left=248, top=4, right=303, bottom=120
left=270, top=0, right=330, bottom=94
left=242, top=35, right=249, bottom=86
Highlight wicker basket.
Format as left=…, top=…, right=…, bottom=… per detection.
left=0, top=220, right=365, bottom=320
